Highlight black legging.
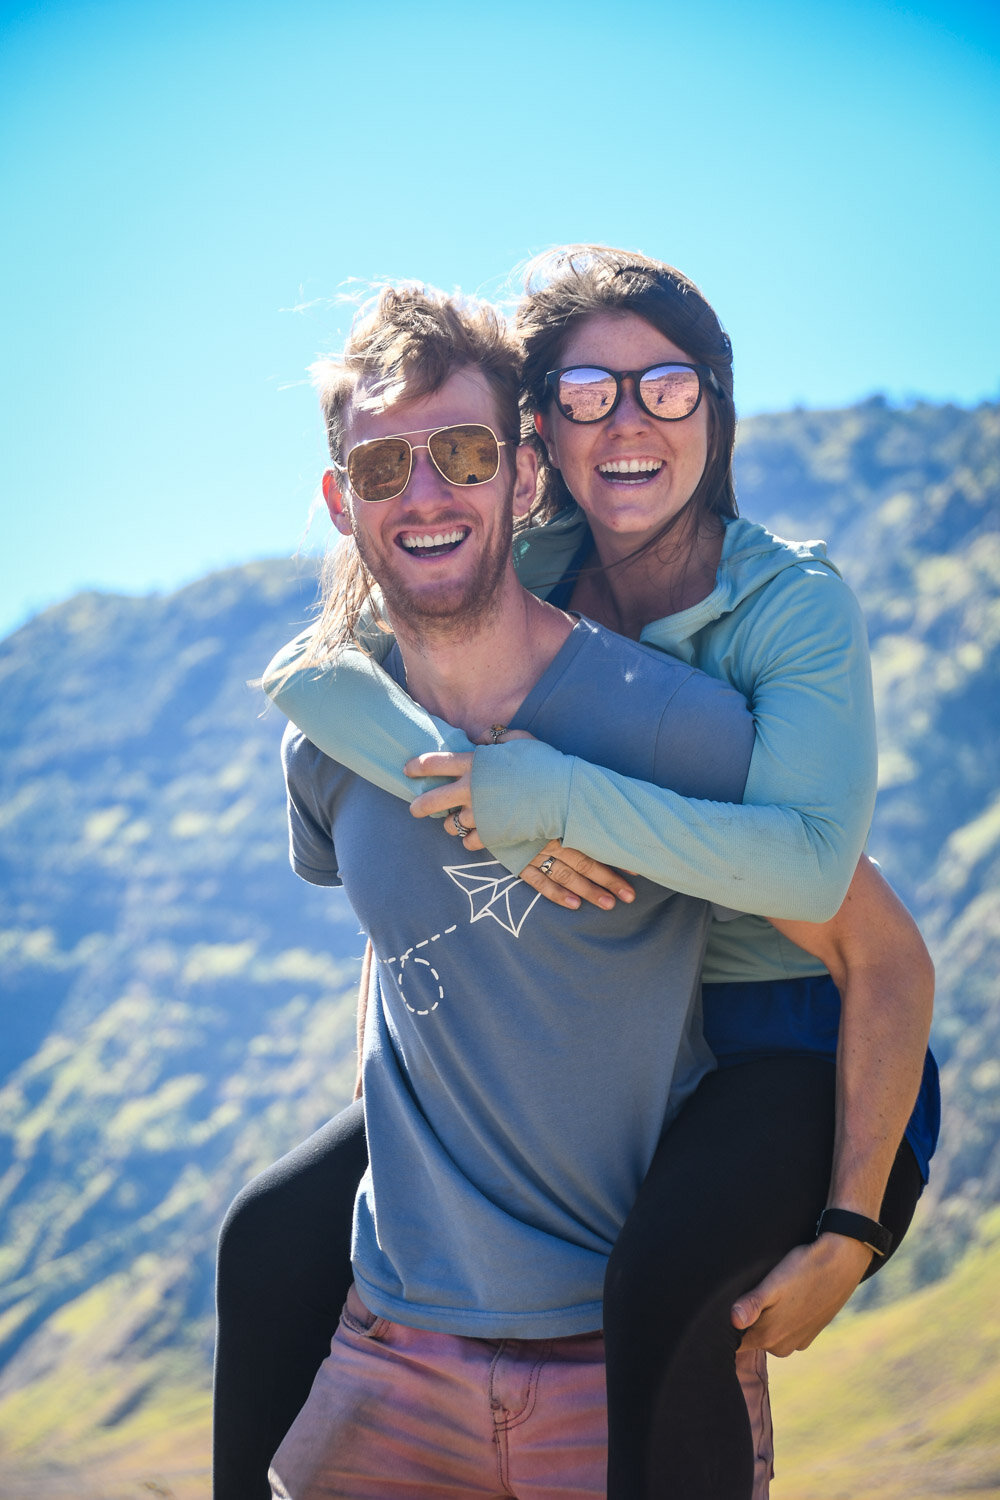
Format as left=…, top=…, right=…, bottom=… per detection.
left=213, top=1101, right=367, bottom=1500
left=603, top=1057, right=920, bottom=1497
left=213, top=1059, right=922, bottom=1500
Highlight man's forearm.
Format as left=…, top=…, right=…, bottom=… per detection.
left=826, top=944, right=933, bottom=1220
left=771, top=856, right=933, bottom=1222
left=735, top=860, right=933, bottom=1354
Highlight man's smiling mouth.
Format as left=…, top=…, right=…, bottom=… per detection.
left=398, top=527, right=470, bottom=557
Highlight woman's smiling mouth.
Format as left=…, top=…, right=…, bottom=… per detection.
left=596, top=459, right=664, bottom=483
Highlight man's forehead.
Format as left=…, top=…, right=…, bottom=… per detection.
left=344, top=367, right=504, bottom=445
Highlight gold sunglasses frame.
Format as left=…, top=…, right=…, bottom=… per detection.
left=338, top=423, right=509, bottom=503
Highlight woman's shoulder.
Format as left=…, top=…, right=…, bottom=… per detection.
left=714, top=516, right=863, bottom=625
left=718, top=516, right=841, bottom=589
left=641, top=517, right=861, bottom=657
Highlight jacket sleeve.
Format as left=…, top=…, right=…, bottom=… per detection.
left=262, top=632, right=550, bottom=854
left=264, top=565, right=877, bottom=920
left=470, top=565, right=878, bottom=920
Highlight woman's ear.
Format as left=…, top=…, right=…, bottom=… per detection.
left=535, top=409, right=559, bottom=470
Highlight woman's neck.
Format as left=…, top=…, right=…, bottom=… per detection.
left=569, top=515, right=724, bottom=639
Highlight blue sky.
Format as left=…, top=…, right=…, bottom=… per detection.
left=2, top=0, right=998, bottom=641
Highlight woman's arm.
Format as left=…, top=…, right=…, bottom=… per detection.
left=466, top=565, right=876, bottom=920
left=266, top=636, right=631, bottom=912
left=731, top=857, right=934, bottom=1355
left=266, top=564, right=876, bottom=921
left=265, top=628, right=485, bottom=808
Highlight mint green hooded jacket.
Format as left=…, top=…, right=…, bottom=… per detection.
left=265, top=512, right=877, bottom=984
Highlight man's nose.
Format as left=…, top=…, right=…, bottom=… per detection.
left=400, top=446, right=452, bottom=503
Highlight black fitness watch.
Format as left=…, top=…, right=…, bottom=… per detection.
left=815, top=1207, right=894, bottom=1259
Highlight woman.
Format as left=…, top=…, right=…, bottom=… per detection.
left=218, top=248, right=938, bottom=1498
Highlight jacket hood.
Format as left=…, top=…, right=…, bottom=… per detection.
left=513, top=505, right=841, bottom=648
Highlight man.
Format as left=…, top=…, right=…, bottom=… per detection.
left=267, top=286, right=764, bottom=1497
left=264, top=286, right=933, bottom=1499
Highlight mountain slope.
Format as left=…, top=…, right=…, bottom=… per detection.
left=770, top=1212, right=1000, bottom=1499
left=0, top=397, right=996, bottom=1488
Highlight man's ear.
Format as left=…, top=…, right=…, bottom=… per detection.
left=512, top=442, right=539, bottom=520
left=322, top=469, right=353, bottom=536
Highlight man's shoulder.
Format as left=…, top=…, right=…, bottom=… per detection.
left=573, top=616, right=740, bottom=705
left=281, top=719, right=327, bottom=772
left=281, top=720, right=349, bottom=793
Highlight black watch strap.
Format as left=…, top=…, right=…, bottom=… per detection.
left=816, top=1207, right=894, bottom=1258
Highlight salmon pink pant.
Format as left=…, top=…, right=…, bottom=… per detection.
left=269, top=1285, right=773, bottom=1500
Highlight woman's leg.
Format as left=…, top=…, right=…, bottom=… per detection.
left=213, top=1099, right=368, bottom=1500
left=603, top=1057, right=922, bottom=1500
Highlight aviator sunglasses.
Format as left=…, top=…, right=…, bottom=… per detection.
left=339, top=423, right=509, bottom=503
left=545, top=362, right=721, bottom=425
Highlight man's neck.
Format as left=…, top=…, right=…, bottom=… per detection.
left=388, top=577, right=574, bottom=742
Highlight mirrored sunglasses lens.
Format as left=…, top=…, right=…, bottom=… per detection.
left=348, top=439, right=411, bottom=501
left=428, top=425, right=501, bottom=485
left=638, top=365, right=701, bottom=419
left=557, top=368, right=619, bottom=422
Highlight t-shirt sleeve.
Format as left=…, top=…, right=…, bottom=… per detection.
left=281, top=724, right=343, bottom=887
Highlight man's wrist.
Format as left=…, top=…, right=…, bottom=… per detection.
left=816, top=1207, right=893, bottom=1259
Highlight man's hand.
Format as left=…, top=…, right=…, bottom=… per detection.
left=731, top=1233, right=873, bottom=1356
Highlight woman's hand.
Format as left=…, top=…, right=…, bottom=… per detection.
left=730, top=1233, right=873, bottom=1357
left=404, top=747, right=636, bottom=912
left=520, top=841, right=636, bottom=912
left=406, top=751, right=483, bottom=846
left=405, top=730, right=537, bottom=851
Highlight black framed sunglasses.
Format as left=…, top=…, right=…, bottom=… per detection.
left=544, top=363, right=721, bottom=424
left=339, top=423, right=509, bottom=503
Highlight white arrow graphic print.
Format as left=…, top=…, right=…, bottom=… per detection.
left=381, top=862, right=542, bottom=1017
left=443, top=861, right=543, bottom=937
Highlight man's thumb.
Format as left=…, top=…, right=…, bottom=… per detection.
left=731, top=1289, right=764, bottom=1330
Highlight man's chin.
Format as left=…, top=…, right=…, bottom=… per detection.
left=381, top=579, right=491, bottom=630
left=379, top=553, right=512, bottom=634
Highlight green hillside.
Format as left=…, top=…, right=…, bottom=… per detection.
left=0, top=397, right=996, bottom=1492
left=0, top=563, right=362, bottom=1493
left=770, top=1211, right=1000, bottom=1499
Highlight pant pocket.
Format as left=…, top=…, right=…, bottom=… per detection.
left=340, top=1282, right=393, bottom=1342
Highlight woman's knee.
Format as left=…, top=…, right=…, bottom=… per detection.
left=216, top=1166, right=291, bottom=1308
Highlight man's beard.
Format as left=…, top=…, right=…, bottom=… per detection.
left=351, top=507, right=515, bottom=641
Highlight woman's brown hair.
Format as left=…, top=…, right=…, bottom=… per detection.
left=516, top=246, right=738, bottom=541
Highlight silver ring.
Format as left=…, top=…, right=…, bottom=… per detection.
left=489, top=723, right=508, bottom=744
left=451, top=811, right=473, bottom=838
left=538, top=856, right=556, bottom=876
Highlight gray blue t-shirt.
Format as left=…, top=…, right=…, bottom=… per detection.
left=283, top=616, right=754, bottom=1338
